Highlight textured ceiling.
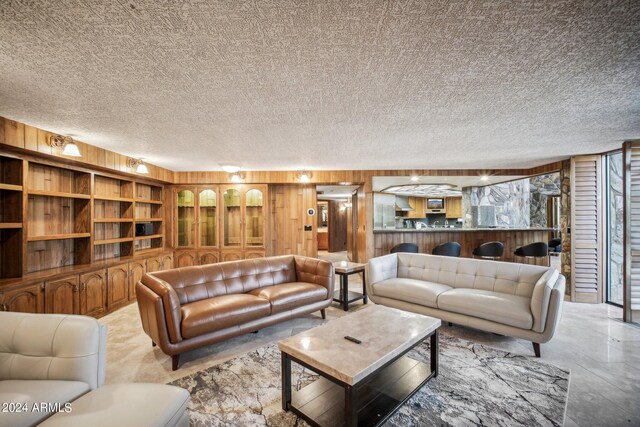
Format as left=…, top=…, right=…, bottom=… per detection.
left=0, top=1, right=639, bottom=171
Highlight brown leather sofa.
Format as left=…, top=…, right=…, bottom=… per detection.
left=136, top=255, right=334, bottom=370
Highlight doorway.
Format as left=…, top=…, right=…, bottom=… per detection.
left=316, top=185, right=360, bottom=261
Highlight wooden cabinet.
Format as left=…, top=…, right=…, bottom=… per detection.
left=221, top=251, right=242, bottom=262
left=175, top=250, right=198, bottom=267
left=79, top=270, right=107, bottom=317
left=221, top=185, right=267, bottom=252
left=107, top=264, right=129, bottom=310
left=128, top=260, right=146, bottom=301
left=0, top=283, right=43, bottom=313
left=445, top=197, right=462, bottom=219
left=146, top=256, right=161, bottom=273
left=160, top=253, right=173, bottom=270
left=244, top=250, right=265, bottom=259
left=45, top=276, right=79, bottom=314
left=198, top=250, right=219, bottom=265
left=406, top=197, right=426, bottom=218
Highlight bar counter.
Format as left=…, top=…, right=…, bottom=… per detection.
left=373, top=228, right=555, bottom=266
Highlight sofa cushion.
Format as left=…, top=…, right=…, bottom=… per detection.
left=0, top=379, right=89, bottom=426
left=39, top=383, right=190, bottom=427
left=248, top=282, right=328, bottom=314
left=180, top=294, right=271, bottom=339
left=437, top=288, right=533, bottom=329
left=372, top=278, right=452, bottom=309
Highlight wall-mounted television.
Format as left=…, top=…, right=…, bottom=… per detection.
left=426, top=198, right=444, bottom=210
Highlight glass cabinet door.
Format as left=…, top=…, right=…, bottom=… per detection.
left=199, top=189, right=217, bottom=247
left=177, top=189, right=195, bottom=247
left=223, top=189, right=241, bottom=247
left=245, top=189, right=264, bottom=247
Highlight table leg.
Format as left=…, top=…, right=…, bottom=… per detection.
left=361, top=270, right=368, bottom=304
left=345, top=384, right=357, bottom=426
left=342, top=274, right=349, bottom=311
left=281, top=352, right=292, bottom=411
left=430, top=329, right=439, bottom=378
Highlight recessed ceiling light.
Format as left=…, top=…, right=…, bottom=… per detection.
left=480, top=175, right=490, bottom=181
left=411, top=175, right=420, bottom=182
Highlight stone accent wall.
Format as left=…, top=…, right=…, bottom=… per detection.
left=529, top=173, right=561, bottom=227
left=560, top=159, right=571, bottom=293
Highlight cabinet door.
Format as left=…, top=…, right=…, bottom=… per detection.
left=446, top=197, right=462, bottom=219
left=244, top=188, right=265, bottom=249
left=198, top=188, right=218, bottom=248
left=244, top=250, right=265, bottom=259
left=79, top=271, right=107, bottom=317
left=107, top=264, right=129, bottom=310
left=221, top=187, right=242, bottom=249
left=221, top=251, right=242, bottom=262
left=176, top=188, right=196, bottom=248
left=175, top=250, right=198, bottom=267
left=0, top=284, right=43, bottom=313
left=146, top=256, right=161, bottom=273
left=160, top=254, right=173, bottom=270
left=129, top=260, right=146, bottom=301
left=45, top=276, right=79, bottom=314
left=198, top=250, right=219, bottom=265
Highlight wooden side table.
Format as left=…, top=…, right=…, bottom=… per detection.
left=332, top=261, right=366, bottom=311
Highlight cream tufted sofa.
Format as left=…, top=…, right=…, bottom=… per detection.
left=366, top=253, right=565, bottom=356
left=0, top=312, right=190, bottom=427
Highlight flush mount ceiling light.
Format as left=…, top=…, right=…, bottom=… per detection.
left=127, top=158, right=149, bottom=174
left=480, top=175, right=490, bottom=181
left=221, top=165, right=241, bottom=174
left=410, top=175, right=420, bottom=182
left=230, top=172, right=245, bottom=183
left=49, top=135, right=81, bottom=157
left=298, top=170, right=312, bottom=183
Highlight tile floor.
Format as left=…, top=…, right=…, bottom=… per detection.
left=101, top=252, right=640, bottom=427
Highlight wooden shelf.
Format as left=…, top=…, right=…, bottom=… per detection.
left=28, top=190, right=91, bottom=199
left=135, top=198, right=163, bottom=205
left=27, top=233, right=91, bottom=242
left=0, top=223, right=22, bottom=229
left=94, top=237, right=134, bottom=245
left=93, top=218, right=134, bottom=223
left=0, top=183, right=22, bottom=192
left=135, top=218, right=163, bottom=222
left=133, top=248, right=163, bottom=256
left=94, top=195, right=134, bottom=202
left=135, top=234, right=163, bottom=241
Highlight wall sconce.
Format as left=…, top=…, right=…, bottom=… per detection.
left=344, top=201, right=353, bottom=209
left=230, top=172, right=245, bottom=183
left=128, top=158, right=149, bottom=174
left=298, top=170, right=312, bottom=183
left=50, top=135, right=81, bottom=157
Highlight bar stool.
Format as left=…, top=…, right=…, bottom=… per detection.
left=548, top=238, right=561, bottom=253
left=390, top=243, right=419, bottom=254
left=432, top=242, right=461, bottom=257
left=514, top=242, right=548, bottom=260
left=472, top=241, right=504, bottom=260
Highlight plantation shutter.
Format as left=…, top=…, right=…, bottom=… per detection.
left=571, top=155, right=603, bottom=303
left=624, top=141, right=640, bottom=322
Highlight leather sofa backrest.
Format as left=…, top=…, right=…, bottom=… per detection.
left=0, top=312, right=107, bottom=389
left=397, top=253, right=551, bottom=298
left=150, top=255, right=298, bottom=305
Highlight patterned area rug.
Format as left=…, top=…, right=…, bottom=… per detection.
left=170, top=334, right=569, bottom=426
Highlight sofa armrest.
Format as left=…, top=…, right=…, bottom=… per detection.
left=139, top=274, right=183, bottom=343
left=537, top=275, right=566, bottom=343
left=365, top=254, right=398, bottom=297
left=0, top=312, right=107, bottom=389
left=530, top=269, right=561, bottom=333
left=293, top=256, right=335, bottom=297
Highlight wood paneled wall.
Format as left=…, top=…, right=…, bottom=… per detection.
left=0, top=117, right=173, bottom=183
left=269, top=185, right=317, bottom=257
left=374, top=230, right=553, bottom=266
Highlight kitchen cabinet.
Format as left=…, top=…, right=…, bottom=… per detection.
left=445, top=197, right=463, bottom=219
left=406, top=197, right=426, bottom=218
left=79, top=270, right=107, bottom=317
left=0, top=283, right=43, bottom=313
left=45, top=276, right=79, bottom=314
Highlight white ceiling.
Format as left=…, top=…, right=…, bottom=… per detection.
left=372, top=175, right=525, bottom=192
left=0, top=1, right=638, bottom=171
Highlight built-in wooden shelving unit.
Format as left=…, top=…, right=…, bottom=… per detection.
left=0, top=153, right=168, bottom=279
left=0, top=155, right=24, bottom=278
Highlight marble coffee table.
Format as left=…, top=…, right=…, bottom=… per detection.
left=279, top=305, right=441, bottom=427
